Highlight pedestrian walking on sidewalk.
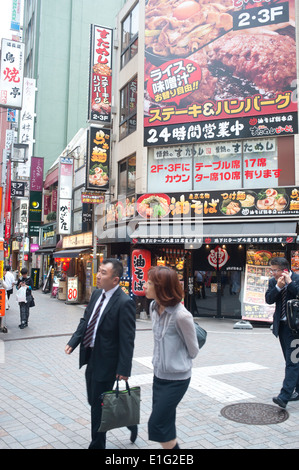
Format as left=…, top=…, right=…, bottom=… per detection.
left=65, top=258, right=136, bottom=449
left=145, top=266, right=199, bottom=450
left=265, top=257, right=299, bottom=409
left=16, top=268, right=34, bottom=329
left=4, top=266, right=15, bottom=310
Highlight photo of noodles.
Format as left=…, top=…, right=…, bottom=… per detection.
left=256, top=189, right=288, bottom=211
left=240, top=194, right=255, bottom=208
left=137, top=194, right=170, bottom=218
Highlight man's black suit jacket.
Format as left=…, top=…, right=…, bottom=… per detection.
left=68, top=286, right=136, bottom=382
left=265, top=272, right=299, bottom=337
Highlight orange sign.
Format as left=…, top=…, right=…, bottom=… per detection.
left=0, top=289, right=6, bottom=317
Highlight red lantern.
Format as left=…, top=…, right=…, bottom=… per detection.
left=131, top=249, right=151, bottom=296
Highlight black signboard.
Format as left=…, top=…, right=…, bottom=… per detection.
left=31, top=268, right=40, bottom=290
left=11, top=181, right=25, bottom=197
left=86, top=126, right=110, bottom=191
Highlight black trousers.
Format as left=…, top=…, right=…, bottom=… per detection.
left=85, top=362, right=115, bottom=449
left=85, top=361, right=135, bottom=449
left=278, top=321, right=299, bottom=402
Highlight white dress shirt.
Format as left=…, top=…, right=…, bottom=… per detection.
left=89, top=285, right=119, bottom=347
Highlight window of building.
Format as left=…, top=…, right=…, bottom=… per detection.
left=118, top=155, right=136, bottom=196
left=120, top=76, right=137, bottom=140
left=121, top=2, right=139, bottom=68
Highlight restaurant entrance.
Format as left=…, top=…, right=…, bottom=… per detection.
left=193, top=268, right=242, bottom=319
left=192, top=244, right=245, bottom=319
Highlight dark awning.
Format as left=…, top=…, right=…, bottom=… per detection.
left=130, top=221, right=297, bottom=244
left=34, top=247, right=55, bottom=255
left=53, top=248, right=92, bottom=258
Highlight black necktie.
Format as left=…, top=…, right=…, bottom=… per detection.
left=83, top=293, right=106, bottom=348
left=281, top=287, right=287, bottom=319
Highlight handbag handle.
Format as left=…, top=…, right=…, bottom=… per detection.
left=115, top=378, right=131, bottom=398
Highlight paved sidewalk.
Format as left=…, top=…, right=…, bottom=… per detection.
left=0, top=289, right=299, bottom=449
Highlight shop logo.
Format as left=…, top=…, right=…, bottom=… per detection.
left=208, top=247, right=229, bottom=269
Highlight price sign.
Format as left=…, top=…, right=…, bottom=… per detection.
left=67, top=277, right=79, bottom=303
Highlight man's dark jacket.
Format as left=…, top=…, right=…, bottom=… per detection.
left=265, top=272, right=299, bottom=337
left=68, top=287, right=136, bottom=381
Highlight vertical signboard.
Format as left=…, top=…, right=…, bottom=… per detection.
left=19, top=78, right=36, bottom=148
left=11, top=0, right=21, bottom=31
left=0, top=39, right=25, bottom=109
left=88, top=24, right=113, bottom=124
left=66, top=277, right=79, bottom=304
left=30, top=157, right=44, bottom=192
left=144, top=0, right=297, bottom=146
left=57, top=157, right=73, bottom=235
left=86, top=127, right=110, bottom=191
left=131, top=249, right=151, bottom=296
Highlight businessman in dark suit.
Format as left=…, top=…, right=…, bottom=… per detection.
left=265, top=257, right=299, bottom=408
left=65, top=258, right=136, bottom=449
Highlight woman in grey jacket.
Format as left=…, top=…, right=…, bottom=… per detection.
left=145, top=266, right=199, bottom=450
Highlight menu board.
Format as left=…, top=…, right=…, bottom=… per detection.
left=242, top=250, right=284, bottom=323
left=291, top=251, right=299, bottom=274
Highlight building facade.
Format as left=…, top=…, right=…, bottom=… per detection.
left=93, top=0, right=299, bottom=321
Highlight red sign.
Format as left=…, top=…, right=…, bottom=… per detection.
left=132, top=249, right=151, bottom=296
left=88, top=25, right=113, bottom=124
left=0, top=289, right=6, bottom=316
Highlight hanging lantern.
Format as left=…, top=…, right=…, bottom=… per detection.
left=131, top=249, right=151, bottom=296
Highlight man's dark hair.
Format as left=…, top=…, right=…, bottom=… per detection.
left=102, top=258, right=123, bottom=279
left=5, top=266, right=11, bottom=271
left=270, top=257, right=289, bottom=270
left=21, top=267, right=28, bottom=275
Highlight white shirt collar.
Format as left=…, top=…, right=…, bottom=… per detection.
left=102, top=284, right=119, bottom=299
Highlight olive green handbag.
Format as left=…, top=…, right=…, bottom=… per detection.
left=98, top=379, right=141, bottom=433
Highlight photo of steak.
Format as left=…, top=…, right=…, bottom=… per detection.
left=208, top=33, right=296, bottom=94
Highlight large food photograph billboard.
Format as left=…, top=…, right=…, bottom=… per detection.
left=144, top=0, right=297, bottom=146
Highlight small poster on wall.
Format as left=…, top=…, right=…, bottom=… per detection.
left=242, top=250, right=284, bottom=323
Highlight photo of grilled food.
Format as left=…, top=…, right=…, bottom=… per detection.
left=145, top=0, right=296, bottom=103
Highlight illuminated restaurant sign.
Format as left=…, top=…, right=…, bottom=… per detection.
left=144, top=0, right=297, bottom=145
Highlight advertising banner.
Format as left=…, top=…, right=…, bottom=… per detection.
left=144, top=0, right=297, bottom=146
left=88, top=25, right=113, bottom=124
left=30, top=157, right=44, bottom=192
left=135, top=186, right=299, bottom=222
left=0, top=39, right=25, bottom=109
left=86, top=127, right=110, bottom=191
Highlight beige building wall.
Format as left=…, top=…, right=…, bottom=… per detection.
left=113, top=0, right=146, bottom=198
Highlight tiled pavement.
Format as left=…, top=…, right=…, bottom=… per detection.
left=1, top=290, right=299, bottom=450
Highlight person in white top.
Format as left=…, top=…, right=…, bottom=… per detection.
left=4, top=266, right=15, bottom=310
